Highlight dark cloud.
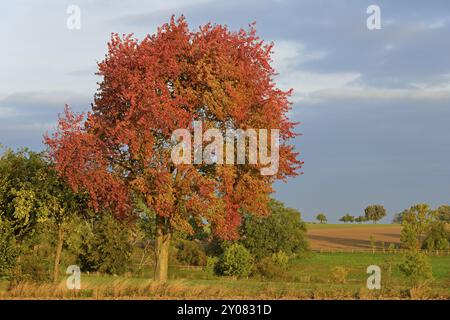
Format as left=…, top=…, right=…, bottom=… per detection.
left=0, top=91, right=91, bottom=150
left=109, top=0, right=450, bottom=89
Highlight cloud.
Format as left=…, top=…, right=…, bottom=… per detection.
left=271, top=38, right=450, bottom=104
left=427, top=19, right=447, bottom=30
left=0, top=122, right=55, bottom=131
left=0, top=90, right=91, bottom=123
left=0, top=91, right=91, bottom=150
left=271, top=40, right=327, bottom=73
left=107, top=0, right=215, bottom=26
left=309, top=87, right=450, bottom=102
left=0, top=106, right=16, bottom=119
left=65, top=67, right=97, bottom=77
left=271, top=40, right=361, bottom=102
left=277, top=69, right=361, bottom=103
left=0, top=91, right=91, bottom=116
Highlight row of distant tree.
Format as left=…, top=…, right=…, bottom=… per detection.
left=315, top=205, right=387, bottom=224
left=315, top=204, right=450, bottom=225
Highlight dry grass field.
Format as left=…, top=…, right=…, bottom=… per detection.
left=307, top=224, right=402, bottom=250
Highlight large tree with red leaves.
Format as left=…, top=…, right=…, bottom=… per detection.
left=45, top=16, right=301, bottom=282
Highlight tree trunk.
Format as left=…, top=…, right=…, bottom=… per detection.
left=154, top=217, right=171, bottom=283
left=53, top=226, right=65, bottom=284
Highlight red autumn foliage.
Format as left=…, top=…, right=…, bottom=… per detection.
left=45, top=16, right=302, bottom=240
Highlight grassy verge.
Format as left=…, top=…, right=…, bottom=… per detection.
left=1, top=252, right=448, bottom=299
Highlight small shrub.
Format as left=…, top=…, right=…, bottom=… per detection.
left=254, top=257, right=280, bottom=279
left=215, top=243, right=252, bottom=278
left=253, top=251, right=290, bottom=280
left=205, top=256, right=218, bottom=274
left=330, top=266, right=348, bottom=284
left=398, top=250, right=433, bottom=287
left=271, top=251, right=289, bottom=269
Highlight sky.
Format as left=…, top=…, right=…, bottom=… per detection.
left=1, top=0, right=450, bottom=222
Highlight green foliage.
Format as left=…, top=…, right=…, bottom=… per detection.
left=271, top=251, right=289, bottom=269
left=392, top=210, right=406, bottom=223
left=176, top=240, right=207, bottom=266
left=205, top=256, right=219, bottom=274
left=77, top=213, right=133, bottom=275
left=240, top=199, right=309, bottom=260
left=380, top=255, right=396, bottom=289
left=8, top=224, right=55, bottom=284
left=11, top=250, right=52, bottom=284
left=0, top=220, right=19, bottom=278
left=0, top=148, right=88, bottom=282
left=422, top=222, right=450, bottom=251
left=364, top=205, right=386, bottom=223
left=436, top=205, right=450, bottom=223
left=135, top=196, right=156, bottom=241
left=399, top=250, right=433, bottom=286
left=339, top=214, right=354, bottom=223
left=215, top=243, right=252, bottom=277
left=254, top=251, right=289, bottom=280
left=254, top=258, right=281, bottom=280
left=316, top=213, right=327, bottom=224
left=354, top=216, right=366, bottom=223
left=400, top=204, right=436, bottom=250
left=0, top=148, right=48, bottom=238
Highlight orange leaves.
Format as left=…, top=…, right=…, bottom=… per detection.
left=45, top=106, right=130, bottom=216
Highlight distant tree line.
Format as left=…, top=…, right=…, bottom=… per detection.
left=315, top=204, right=387, bottom=224
left=317, top=204, right=449, bottom=227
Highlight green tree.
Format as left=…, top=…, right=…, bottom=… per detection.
left=392, top=210, right=407, bottom=223
left=240, top=199, right=309, bottom=260
left=422, top=221, right=450, bottom=251
left=0, top=149, right=89, bottom=282
left=38, top=167, right=88, bottom=283
left=77, top=213, right=133, bottom=275
left=436, top=205, right=450, bottom=223
left=355, top=215, right=366, bottom=223
left=398, top=250, right=433, bottom=286
left=339, top=214, right=355, bottom=223
left=364, top=205, right=386, bottom=224
left=400, top=204, right=436, bottom=250
left=316, top=213, right=327, bottom=224
left=0, top=148, right=47, bottom=239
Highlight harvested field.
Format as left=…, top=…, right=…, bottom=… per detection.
left=306, top=224, right=402, bottom=250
